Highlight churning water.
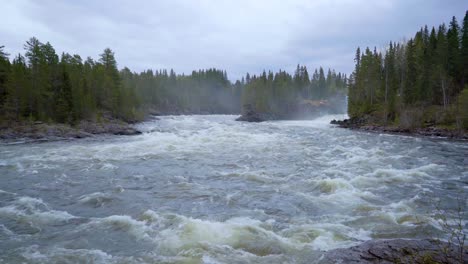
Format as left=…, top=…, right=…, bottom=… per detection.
left=0, top=115, right=467, bottom=263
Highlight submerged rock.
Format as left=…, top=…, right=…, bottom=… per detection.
left=321, top=239, right=467, bottom=264
left=235, top=114, right=264, bottom=122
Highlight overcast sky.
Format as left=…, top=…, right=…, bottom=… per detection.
left=1, top=0, right=466, bottom=80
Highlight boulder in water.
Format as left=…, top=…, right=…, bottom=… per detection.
left=236, top=104, right=266, bottom=122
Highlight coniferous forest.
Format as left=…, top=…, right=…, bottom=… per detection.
left=348, top=12, right=468, bottom=130
left=0, top=38, right=345, bottom=125
left=0, top=38, right=240, bottom=125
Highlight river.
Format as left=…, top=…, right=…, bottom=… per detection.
left=0, top=115, right=467, bottom=263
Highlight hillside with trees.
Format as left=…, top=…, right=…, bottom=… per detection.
left=346, top=11, right=468, bottom=133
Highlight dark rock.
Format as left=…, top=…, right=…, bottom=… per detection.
left=321, top=239, right=467, bottom=264
left=236, top=104, right=266, bottom=122
left=77, top=120, right=142, bottom=136
left=330, top=116, right=368, bottom=129
left=113, top=128, right=142, bottom=136
left=0, top=119, right=143, bottom=142
left=236, top=114, right=264, bottom=122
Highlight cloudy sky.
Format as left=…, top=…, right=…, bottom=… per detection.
left=1, top=0, right=466, bottom=80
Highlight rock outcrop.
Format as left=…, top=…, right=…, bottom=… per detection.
left=331, top=117, right=468, bottom=140
left=0, top=120, right=141, bottom=142
left=321, top=239, right=467, bottom=264
left=235, top=104, right=269, bottom=122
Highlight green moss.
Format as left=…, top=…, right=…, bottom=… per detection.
left=435, top=124, right=457, bottom=130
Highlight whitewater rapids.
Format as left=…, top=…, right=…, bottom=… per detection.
left=0, top=115, right=466, bottom=263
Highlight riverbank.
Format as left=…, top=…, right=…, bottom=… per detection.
left=322, top=239, right=467, bottom=263
left=0, top=119, right=142, bottom=142
left=331, top=117, right=468, bottom=140
left=0, top=110, right=243, bottom=142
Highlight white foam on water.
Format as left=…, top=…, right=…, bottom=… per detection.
left=351, top=163, right=444, bottom=188
left=1, top=115, right=465, bottom=263
left=21, top=246, right=113, bottom=264
left=0, top=197, right=76, bottom=226
left=313, top=178, right=354, bottom=194
left=0, top=189, right=16, bottom=195
left=221, top=171, right=279, bottom=184
left=81, top=215, right=153, bottom=241
left=78, top=192, right=114, bottom=207
left=138, top=210, right=376, bottom=254
left=6, top=116, right=284, bottom=165
left=0, top=223, right=15, bottom=236
left=280, top=222, right=372, bottom=251
left=271, top=114, right=349, bottom=129
left=155, top=215, right=292, bottom=255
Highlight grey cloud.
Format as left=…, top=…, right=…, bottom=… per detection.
left=0, top=0, right=466, bottom=80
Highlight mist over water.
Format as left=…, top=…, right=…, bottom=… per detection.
left=0, top=115, right=467, bottom=263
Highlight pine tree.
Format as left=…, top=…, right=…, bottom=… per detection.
left=24, top=37, right=45, bottom=119
left=318, top=67, right=326, bottom=99
left=3, top=55, right=29, bottom=121
left=54, top=64, right=73, bottom=123
left=447, top=16, right=461, bottom=93
left=461, top=11, right=468, bottom=88
left=428, top=27, right=438, bottom=104
left=98, top=48, right=120, bottom=114
left=0, top=46, right=10, bottom=113
left=404, top=39, right=418, bottom=104
left=436, top=24, right=450, bottom=108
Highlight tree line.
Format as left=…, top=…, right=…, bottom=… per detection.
left=0, top=38, right=140, bottom=123
left=123, top=68, right=240, bottom=115
left=0, top=38, right=347, bottom=124
left=240, top=65, right=347, bottom=117
left=0, top=38, right=241, bottom=124
left=348, top=11, right=468, bottom=129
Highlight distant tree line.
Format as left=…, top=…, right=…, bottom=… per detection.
left=348, top=11, right=468, bottom=129
left=240, top=65, right=347, bottom=117
left=122, top=68, right=240, bottom=115
left=0, top=38, right=240, bottom=124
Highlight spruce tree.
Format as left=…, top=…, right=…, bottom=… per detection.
left=4, top=55, right=29, bottom=121
left=54, top=65, right=73, bottom=123
left=436, top=24, right=449, bottom=108
left=447, top=16, right=461, bottom=93
left=461, top=11, right=468, bottom=88
left=0, top=46, right=10, bottom=114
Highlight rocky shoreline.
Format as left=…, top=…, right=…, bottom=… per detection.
left=0, top=119, right=142, bottom=142
left=331, top=117, right=468, bottom=140
left=0, top=111, right=240, bottom=142
left=321, top=239, right=467, bottom=263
